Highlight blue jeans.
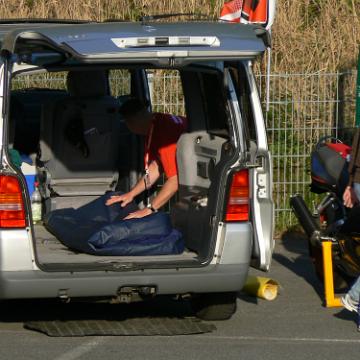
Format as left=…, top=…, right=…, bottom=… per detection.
left=342, top=183, right=360, bottom=302
left=353, top=182, right=360, bottom=202
left=347, top=183, right=360, bottom=301
left=349, top=276, right=360, bottom=302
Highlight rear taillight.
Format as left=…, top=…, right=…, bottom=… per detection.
left=225, top=170, right=249, bottom=222
left=320, top=214, right=326, bottom=223
left=0, top=175, right=26, bottom=228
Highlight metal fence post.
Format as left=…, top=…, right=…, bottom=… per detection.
left=356, top=48, right=360, bottom=127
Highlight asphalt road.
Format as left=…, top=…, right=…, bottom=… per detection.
left=0, top=232, right=359, bottom=360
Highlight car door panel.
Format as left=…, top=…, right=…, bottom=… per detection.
left=229, top=62, right=274, bottom=271
left=246, top=64, right=274, bottom=271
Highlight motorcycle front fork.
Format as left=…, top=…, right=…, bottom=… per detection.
left=313, top=192, right=346, bottom=234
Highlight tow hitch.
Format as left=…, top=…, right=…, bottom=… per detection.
left=112, top=286, right=157, bottom=304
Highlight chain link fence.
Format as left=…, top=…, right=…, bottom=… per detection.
left=258, top=71, right=357, bottom=229
left=149, top=70, right=358, bottom=229
left=12, top=69, right=358, bottom=229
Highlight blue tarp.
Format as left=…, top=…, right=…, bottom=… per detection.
left=44, top=193, right=184, bottom=256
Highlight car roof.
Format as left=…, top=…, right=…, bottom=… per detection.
left=1, top=21, right=268, bottom=65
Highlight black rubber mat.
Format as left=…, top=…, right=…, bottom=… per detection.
left=24, top=318, right=216, bottom=337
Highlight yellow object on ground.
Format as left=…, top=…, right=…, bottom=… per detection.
left=243, top=276, right=280, bottom=301
left=322, top=241, right=343, bottom=308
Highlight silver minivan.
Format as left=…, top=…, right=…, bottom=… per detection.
left=0, top=20, right=274, bottom=320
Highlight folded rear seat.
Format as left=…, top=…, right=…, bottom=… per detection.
left=38, top=70, right=128, bottom=211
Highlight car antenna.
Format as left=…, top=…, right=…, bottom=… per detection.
left=139, top=13, right=210, bottom=25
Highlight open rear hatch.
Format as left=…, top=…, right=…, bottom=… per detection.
left=1, top=22, right=267, bottom=66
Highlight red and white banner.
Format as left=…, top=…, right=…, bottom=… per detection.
left=219, top=0, right=244, bottom=23
left=220, top=0, right=276, bottom=30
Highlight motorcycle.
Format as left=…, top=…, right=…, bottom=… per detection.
left=290, top=136, right=360, bottom=290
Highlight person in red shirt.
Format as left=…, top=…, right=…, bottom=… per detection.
left=106, top=98, right=187, bottom=219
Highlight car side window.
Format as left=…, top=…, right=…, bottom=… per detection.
left=199, top=72, right=228, bottom=133
left=228, top=63, right=257, bottom=145
left=109, top=69, right=131, bottom=97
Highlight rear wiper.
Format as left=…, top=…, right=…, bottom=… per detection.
left=139, top=13, right=211, bottom=24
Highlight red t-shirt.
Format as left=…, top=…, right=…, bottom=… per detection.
left=145, top=113, right=187, bottom=178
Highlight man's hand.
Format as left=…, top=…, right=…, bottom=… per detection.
left=124, top=208, right=153, bottom=220
left=343, top=186, right=358, bottom=208
left=106, top=192, right=134, bottom=207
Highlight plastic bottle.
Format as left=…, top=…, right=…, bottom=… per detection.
left=31, top=182, right=42, bottom=224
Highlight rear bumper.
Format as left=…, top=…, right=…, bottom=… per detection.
left=0, top=263, right=249, bottom=300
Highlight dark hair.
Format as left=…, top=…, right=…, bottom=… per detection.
left=119, top=98, right=148, bottom=118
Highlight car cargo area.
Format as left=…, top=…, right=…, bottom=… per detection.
left=8, top=64, right=236, bottom=271
left=34, top=225, right=198, bottom=267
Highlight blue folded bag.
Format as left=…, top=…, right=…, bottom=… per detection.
left=87, top=213, right=184, bottom=256
left=44, top=193, right=184, bottom=256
